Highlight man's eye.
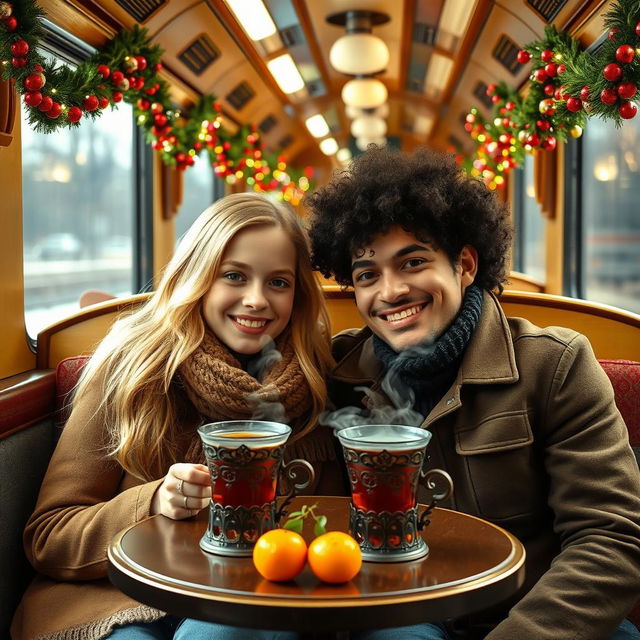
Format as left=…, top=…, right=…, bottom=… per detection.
left=270, top=278, right=291, bottom=289
left=355, top=271, right=376, bottom=283
left=223, top=272, right=244, bottom=282
left=404, top=258, right=426, bottom=269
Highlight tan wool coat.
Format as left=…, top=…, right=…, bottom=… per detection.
left=324, top=291, right=640, bottom=640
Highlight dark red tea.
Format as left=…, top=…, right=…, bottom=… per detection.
left=346, top=448, right=421, bottom=513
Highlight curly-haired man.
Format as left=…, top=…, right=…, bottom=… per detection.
left=307, top=147, right=640, bottom=640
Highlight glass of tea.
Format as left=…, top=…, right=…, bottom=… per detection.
left=336, top=424, right=453, bottom=563
left=198, top=420, right=314, bottom=556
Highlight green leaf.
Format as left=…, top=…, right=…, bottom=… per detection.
left=313, top=515, right=327, bottom=537
left=287, top=510, right=304, bottom=518
left=283, top=518, right=303, bottom=534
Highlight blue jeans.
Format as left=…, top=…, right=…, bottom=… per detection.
left=107, top=617, right=639, bottom=639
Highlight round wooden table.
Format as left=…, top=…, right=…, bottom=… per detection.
left=108, top=496, right=525, bottom=633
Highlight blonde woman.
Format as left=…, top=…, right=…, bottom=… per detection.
left=12, top=193, right=336, bottom=640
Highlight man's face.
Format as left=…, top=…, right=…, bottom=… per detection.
left=351, top=226, right=478, bottom=351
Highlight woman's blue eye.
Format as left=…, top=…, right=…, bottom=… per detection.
left=270, top=278, right=291, bottom=288
left=224, top=272, right=244, bottom=282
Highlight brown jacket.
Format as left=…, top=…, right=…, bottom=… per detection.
left=325, top=291, right=640, bottom=640
left=11, top=376, right=336, bottom=640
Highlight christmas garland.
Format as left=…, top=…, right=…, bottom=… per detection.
left=0, top=0, right=312, bottom=199
left=460, top=0, right=639, bottom=181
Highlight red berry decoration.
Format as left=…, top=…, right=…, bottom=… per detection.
left=600, top=87, right=618, bottom=105
left=4, top=16, right=17, bottom=30
left=153, top=113, right=167, bottom=127
left=155, top=62, right=163, bottom=71
left=111, top=71, right=124, bottom=84
left=67, top=106, right=83, bottom=123
left=98, top=96, right=110, bottom=108
left=97, top=64, right=110, bottom=79
left=533, top=68, right=548, bottom=83
left=37, top=95, right=53, bottom=112
left=557, top=63, right=566, bottom=74
left=636, top=22, right=640, bottom=37
left=24, top=72, right=45, bottom=91
left=527, top=133, right=541, bottom=147
left=608, top=28, right=619, bottom=41
left=517, top=49, right=531, bottom=64
left=541, top=136, right=557, bottom=150
left=137, top=98, right=151, bottom=110
left=540, top=49, right=554, bottom=62
left=537, top=119, right=551, bottom=131
left=544, top=83, right=555, bottom=96
left=46, top=102, right=62, bottom=119
left=11, top=57, right=26, bottom=68
left=10, top=40, right=29, bottom=56
left=491, top=94, right=500, bottom=103
left=135, top=56, right=147, bottom=71
left=544, top=63, right=558, bottom=77
left=615, top=45, right=635, bottom=64
left=112, top=91, right=123, bottom=103
left=34, top=64, right=43, bottom=72
left=505, top=101, right=515, bottom=111
left=619, top=101, right=637, bottom=119
left=24, top=91, right=42, bottom=107
left=579, top=86, right=590, bottom=102
left=84, top=95, right=99, bottom=111
left=145, top=86, right=157, bottom=95
left=566, top=97, right=583, bottom=112
left=151, top=102, right=164, bottom=114
left=485, top=83, right=496, bottom=96
left=617, top=82, right=637, bottom=99
left=603, top=63, right=623, bottom=82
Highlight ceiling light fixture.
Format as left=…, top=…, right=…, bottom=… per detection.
left=319, top=138, right=339, bottom=155
left=351, top=116, right=387, bottom=139
left=225, top=0, right=277, bottom=41
left=305, top=114, right=330, bottom=138
left=267, top=54, right=305, bottom=94
left=345, top=103, right=389, bottom=120
left=327, top=10, right=390, bottom=76
left=342, top=78, right=388, bottom=109
left=438, top=0, right=478, bottom=38
left=424, top=53, right=454, bottom=101
left=336, top=148, right=352, bottom=164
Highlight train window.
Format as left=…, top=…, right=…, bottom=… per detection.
left=581, top=117, right=640, bottom=313
left=22, top=60, right=136, bottom=337
left=175, top=160, right=224, bottom=243
left=513, top=155, right=546, bottom=282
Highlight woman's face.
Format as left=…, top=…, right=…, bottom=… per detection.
left=203, top=224, right=297, bottom=354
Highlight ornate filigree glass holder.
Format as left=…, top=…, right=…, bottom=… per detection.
left=337, top=425, right=453, bottom=563
left=198, top=420, right=314, bottom=557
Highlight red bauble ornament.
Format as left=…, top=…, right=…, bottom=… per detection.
left=505, top=101, right=515, bottom=111
left=617, top=82, right=637, bottom=99
left=544, top=63, right=558, bottom=77
left=137, top=98, right=150, bottom=110
left=600, top=87, right=618, bottom=105
left=485, top=83, right=496, bottom=96
left=544, top=83, right=555, bottom=96
left=615, top=45, right=635, bottom=64
left=533, top=68, right=548, bottom=83
left=155, top=62, right=163, bottom=71
left=11, top=57, right=26, bottom=68
left=557, top=63, right=566, bottom=74
left=608, top=28, right=619, bottom=40
left=98, top=96, right=109, bottom=108
left=4, top=16, right=17, bottom=30
left=135, top=56, right=147, bottom=71
left=24, top=91, right=42, bottom=107
left=145, top=86, right=157, bottom=95
left=527, top=133, right=541, bottom=147
left=24, top=72, right=45, bottom=91
left=193, top=141, right=202, bottom=151
left=151, top=102, right=163, bottom=114
left=46, top=102, right=62, bottom=119
left=636, top=22, right=640, bottom=37
left=603, top=63, right=623, bottom=82
left=67, top=106, right=83, bottom=123
left=491, top=94, right=500, bottom=103
left=566, top=97, right=583, bottom=112
left=34, top=64, right=43, bottom=72
left=84, top=95, right=99, bottom=111
left=619, top=101, right=637, bottom=119
left=541, top=49, right=554, bottom=62
left=10, top=40, right=29, bottom=56
left=37, top=95, right=53, bottom=112
left=111, top=71, right=124, bottom=84
left=579, top=86, right=590, bottom=102
left=537, top=119, right=551, bottom=131
left=97, top=64, right=110, bottom=79
left=541, top=136, right=557, bottom=150
left=112, top=91, right=123, bottom=103
left=153, top=113, right=167, bottom=127
left=517, top=49, right=531, bottom=64
left=152, top=140, right=163, bottom=150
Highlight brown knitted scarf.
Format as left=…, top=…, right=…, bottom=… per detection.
left=178, top=329, right=312, bottom=427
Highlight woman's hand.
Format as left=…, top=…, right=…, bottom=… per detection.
left=151, top=463, right=211, bottom=519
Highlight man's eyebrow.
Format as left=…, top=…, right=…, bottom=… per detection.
left=351, top=259, right=375, bottom=272
left=394, top=243, right=433, bottom=258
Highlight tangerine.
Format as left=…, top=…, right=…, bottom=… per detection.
left=307, top=532, right=362, bottom=583
left=252, top=529, right=307, bottom=582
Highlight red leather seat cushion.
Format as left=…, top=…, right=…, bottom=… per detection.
left=55, top=355, right=90, bottom=428
left=599, top=360, right=640, bottom=446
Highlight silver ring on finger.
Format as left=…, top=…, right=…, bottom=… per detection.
left=184, top=495, right=189, bottom=509
left=176, top=479, right=184, bottom=495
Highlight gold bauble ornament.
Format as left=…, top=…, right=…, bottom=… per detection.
left=570, top=125, right=583, bottom=138
left=123, top=56, right=138, bottom=72
left=517, top=130, right=527, bottom=142
left=0, top=2, right=12, bottom=19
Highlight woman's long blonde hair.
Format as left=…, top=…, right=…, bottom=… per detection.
left=76, top=193, right=334, bottom=481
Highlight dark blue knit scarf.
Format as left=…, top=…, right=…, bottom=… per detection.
left=372, top=285, right=484, bottom=417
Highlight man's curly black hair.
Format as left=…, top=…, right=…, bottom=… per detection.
left=306, top=146, right=513, bottom=292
